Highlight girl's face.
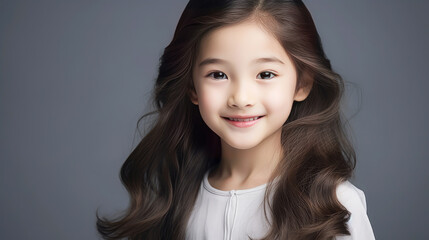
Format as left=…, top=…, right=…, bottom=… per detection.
left=191, top=20, right=309, bottom=150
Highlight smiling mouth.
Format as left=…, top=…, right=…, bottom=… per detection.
left=222, top=116, right=265, bottom=122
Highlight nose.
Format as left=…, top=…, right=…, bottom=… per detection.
left=227, top=80, right=256, bottom=109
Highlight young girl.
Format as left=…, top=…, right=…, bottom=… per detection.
left=96, top=0, right=375, bottom=239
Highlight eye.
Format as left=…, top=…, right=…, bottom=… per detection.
left=257, top=71, right=277, bottom=80
left=207, top=71, right=228, bottom=80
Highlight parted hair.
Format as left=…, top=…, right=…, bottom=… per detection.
left=96, top=0, right=356, bottom=239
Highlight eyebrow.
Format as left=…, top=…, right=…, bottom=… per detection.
left=198, top=57, right=285, bottom=67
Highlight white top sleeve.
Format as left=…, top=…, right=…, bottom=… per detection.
left=335, top=181, right=376, bottom=240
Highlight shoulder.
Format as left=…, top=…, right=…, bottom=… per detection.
left=334, top=181, right=376, bottom=240
left=336, top=180, right=367, bottom=212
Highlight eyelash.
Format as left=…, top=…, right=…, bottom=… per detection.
left=206, top=71, right=277, bottom=80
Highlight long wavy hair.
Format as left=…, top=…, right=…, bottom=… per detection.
left=96, top=0, right=356, bottom=239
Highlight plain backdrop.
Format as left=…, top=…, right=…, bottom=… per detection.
left=1, top=0, right=428, bottom=239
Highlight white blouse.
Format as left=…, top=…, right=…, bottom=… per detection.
left=186, top=169, right=375, bottom=240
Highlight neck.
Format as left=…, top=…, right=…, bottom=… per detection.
left=214, top=130, right=283, bottom=183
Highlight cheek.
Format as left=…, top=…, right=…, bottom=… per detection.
left=197, top=87, right=224, bottom=119
left=264, top=83, right=296, bottom=118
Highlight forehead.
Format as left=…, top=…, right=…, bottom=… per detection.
left=196, top=20, right=290, bottom=65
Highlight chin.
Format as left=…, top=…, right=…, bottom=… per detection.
left=222, top=138, right=261, bottom=150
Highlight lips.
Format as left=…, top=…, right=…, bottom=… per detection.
left=222, top=115, right=265, bottom=128
left=223, top=116, right=264, bottom=122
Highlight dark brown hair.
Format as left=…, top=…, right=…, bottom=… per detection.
left=96, top=0, right=356, bottom=239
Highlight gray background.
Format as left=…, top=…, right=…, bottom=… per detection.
left=1, top=0, right=428, bottom=239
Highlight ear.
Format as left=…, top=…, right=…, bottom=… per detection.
left=293, top=71, right=313, bottom=102
left=189, top=88, right=199, bottom=105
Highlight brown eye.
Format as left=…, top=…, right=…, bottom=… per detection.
left=208, top=71, right=228, bottom=80
left=257, top=71, right=276, bottom=79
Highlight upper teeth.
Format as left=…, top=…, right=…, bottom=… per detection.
left=228, top=116, right=260, bottom=122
